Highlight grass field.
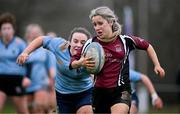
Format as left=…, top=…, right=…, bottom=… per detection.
left=148, top=105, right=180, bottom=114
left=2, top=99, right=180, bottom=114
left=3, top=99, right=16, bottom=113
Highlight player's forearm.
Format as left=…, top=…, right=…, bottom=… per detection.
left=23, top=36, right=43, bottom=55
left=141, top=74, right=156, bottom=95
left=147, top=44, right=161, bottom=67
left=49, top=67, right=56, bottom=79
left=141, top=74, right=160, bottom=104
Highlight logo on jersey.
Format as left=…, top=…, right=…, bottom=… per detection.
left=137, top=37, right=144, bottom=42
left=57, top=59, right=63, bottom=64
left=115, top=45, right=122, bottom=52
left=59, top=41, right=69, bottom=52
left=12, top=49, right=16, bottom=54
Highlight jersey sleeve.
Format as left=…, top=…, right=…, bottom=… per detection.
left=42, top=36, right=66, bottom=53
left=129, top=69, right=142, bottom=82
left=16, top=37, right=27, bottom=53
left=46, top=50, right=56, bottom=70
left=129, top=35, right=149, bottom=50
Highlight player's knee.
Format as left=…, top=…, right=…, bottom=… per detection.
left=36, top=102, right=46, bottom=109
left=29, top=101, right=46, bottom=112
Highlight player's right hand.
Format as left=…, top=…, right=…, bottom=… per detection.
left=83, top=56, right=95, bottom=69
left=153, top=97, right=163, bottom=109
left=22, top=77, right=31, bottom=88
left=16, top=52, right=29, bottom=65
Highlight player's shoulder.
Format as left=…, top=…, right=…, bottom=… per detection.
left=46, top=36, right=66, bottom=44
left=14, top=36, right=26, bottom=45
left=119, top=34, right=133, bottom=41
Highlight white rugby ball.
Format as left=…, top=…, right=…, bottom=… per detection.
left=82, top=42, right=105, bottom=74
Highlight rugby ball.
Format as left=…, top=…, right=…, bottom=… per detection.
left=82, top=42, right=105, bottom=74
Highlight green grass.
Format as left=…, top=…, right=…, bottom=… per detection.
left=145, top=104, right=180, bottom=114
left=2, top=99, right=180, bottom=114
left=3, top=99, right=16, bottom=114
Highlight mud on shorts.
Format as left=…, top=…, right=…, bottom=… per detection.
left=93, top=86, right=131, bottom=113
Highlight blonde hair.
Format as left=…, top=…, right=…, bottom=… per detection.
left=89, top=6, right=122, bottom=37
left=25, top=24, right=44, bottom=39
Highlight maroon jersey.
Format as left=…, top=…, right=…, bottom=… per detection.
left=71, top=35, right=149, bottom=88
left=94, top=37, right=125, bottom=88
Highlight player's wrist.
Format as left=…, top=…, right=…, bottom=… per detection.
left=71, top=60, right=82, bottom=69
left=78, top=57, right=85, bottom=67
left=23, top=50, right=30, bottom=55
left=151, top=92, right=158, bottom=105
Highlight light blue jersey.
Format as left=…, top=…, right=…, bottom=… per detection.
left=42, top=36, right=93, bottom=94
left=25, top=47, right=56, bottom=93
left=130, top=69, right=142, bottom=82
left=130, top=69, right=142, bottom=93
left=0, top=37, right=26, bottom=76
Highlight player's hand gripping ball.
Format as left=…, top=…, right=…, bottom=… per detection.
left=82, top=42, right=105, bottom=74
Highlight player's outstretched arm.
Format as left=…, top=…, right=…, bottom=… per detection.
left=141, top=74, right=163, bottom=109
left=16, top=36, right=43, bottom=65
left=146, top=44, right=165, bottom=77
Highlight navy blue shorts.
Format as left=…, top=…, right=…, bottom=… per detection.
left=56, top=88, right=93, bottom=114
left=131, top=91, right=139, bottom=108
left=0, top=75, right=25, bottom=96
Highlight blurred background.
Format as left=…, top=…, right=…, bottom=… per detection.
left=0, top=0, right=180, bottom=113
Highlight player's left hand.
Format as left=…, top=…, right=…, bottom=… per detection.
left=16, top=52, right=29, bottom=65
left=154, top=65, right=165, bottom=78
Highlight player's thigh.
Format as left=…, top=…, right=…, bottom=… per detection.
left=76, top=105, right=93, bottom=114
left=12, top=96, right=27, bottom=106
left=26, top=93, right=34, bottom=102
left=111, top=103, right=129, bottom=114
left=34, top=89, right=48, bottom=105
left=0, top=91, right=6, bottom=110
left=111, top=90, right=131, bottom=114
left=12, top=95, right=28, bottom=113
